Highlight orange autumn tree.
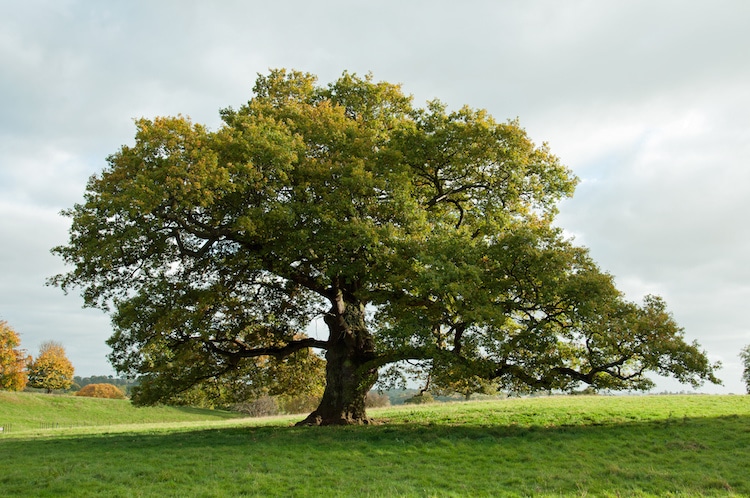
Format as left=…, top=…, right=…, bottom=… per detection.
left=76, top=383, right=126, bottom=399
left=27, top=341, right=75, bottom=393
left=0, top=320, right=30, bottom=391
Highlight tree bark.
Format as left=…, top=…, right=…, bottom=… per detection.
left=296, top=294, right=378, bottom=425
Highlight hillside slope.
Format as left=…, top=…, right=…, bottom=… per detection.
left=0, top=391, right=240, bottom=433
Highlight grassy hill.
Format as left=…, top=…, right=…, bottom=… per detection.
left=1, top=394, right=748, bottom=496
left=0, top=391, right=241, bottom=433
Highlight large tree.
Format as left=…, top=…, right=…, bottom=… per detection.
left=51, top=70, right=720, bottom=424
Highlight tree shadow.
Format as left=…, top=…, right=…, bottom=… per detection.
left=2, top=414, right=748, bottom=496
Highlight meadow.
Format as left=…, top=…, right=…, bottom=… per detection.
left=0, top=392, right=748, bottom=497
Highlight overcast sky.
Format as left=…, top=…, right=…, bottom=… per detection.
left=2, top=1, right=748, bottom=392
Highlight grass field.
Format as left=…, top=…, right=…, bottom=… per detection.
left=1, top=393, right=748, bottom=496
left=0, top=391, right=241, bottom=433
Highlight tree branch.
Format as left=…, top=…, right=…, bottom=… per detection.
left=207, top=337, right=329, bottom=361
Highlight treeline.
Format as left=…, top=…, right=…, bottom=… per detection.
left=73, top=376, right=138, bottom=395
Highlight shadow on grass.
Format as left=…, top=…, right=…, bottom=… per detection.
left=1, top=414, right=748, bottom=496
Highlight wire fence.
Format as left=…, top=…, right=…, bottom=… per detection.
left=0, top=422, right=96, bottom=434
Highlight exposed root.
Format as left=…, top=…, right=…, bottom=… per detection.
left=294, top=412, right=375, bottom=426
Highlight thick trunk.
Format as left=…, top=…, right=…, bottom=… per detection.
left=296, top=296, right=378, bottom=426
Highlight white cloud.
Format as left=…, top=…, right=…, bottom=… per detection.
left=1, top=0, right=749, bottom=390
left=0, top=199, right=114, bottom=374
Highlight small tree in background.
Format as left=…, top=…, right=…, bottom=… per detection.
left=27, top=341, right=75, bottom=393
left=76, top=383, right=126, bottom=399
left=0, top=320, right=30, bottom=391
left=741, top=345, right=750, bottom=394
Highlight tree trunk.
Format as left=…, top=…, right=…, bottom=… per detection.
left=296, top=295, right=378, bottom=426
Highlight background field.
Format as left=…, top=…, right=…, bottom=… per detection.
left=1, top=394, right=748, bottom=496
left=0, top=391, right=241, bottom=433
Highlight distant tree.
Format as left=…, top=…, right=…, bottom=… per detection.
left=0, top=321, right=30, bottom=391
left=74, top=375, right=115, bottom=388
left=27, top=341, right=75, bottom=393
left=741, top=345, right=750, bottom=394
left=75, top=383, right=126, bottom=399
left=404, top=392, right=435, bottom=405
left=51, top=69, right=721, bottom=425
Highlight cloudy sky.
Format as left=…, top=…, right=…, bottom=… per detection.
left=2, top=1, right=748, bottom=392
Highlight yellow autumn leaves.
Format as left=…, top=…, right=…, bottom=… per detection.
left=1, top=321, right=75, bottom=393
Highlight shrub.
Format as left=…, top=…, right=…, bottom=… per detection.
left=365, top=391, right=391, bottom=408
left=277, top=394, right=322, bottom=414
left=75, top=383, right=126, bottom=399
left=231, top=396, right=279, bottom=417
left=404, top=392, right=434, bottom=404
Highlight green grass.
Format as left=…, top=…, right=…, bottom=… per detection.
left=0, top=391, right=241, bottom=433
left=1, top=394, right=749, bottom=496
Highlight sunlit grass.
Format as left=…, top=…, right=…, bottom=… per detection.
left=0, top=391, right=242, bottom=434
left=1, top=394, right=748, bottom=496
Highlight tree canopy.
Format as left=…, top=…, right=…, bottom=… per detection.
left=51, top=69, right=720, bottom=424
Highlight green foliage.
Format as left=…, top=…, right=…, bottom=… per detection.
left=130, top=348, right=325, bottom=408
left=75, top=383, right=126, bottom=399
left=741, top=345, right=750, bottom=394
left=0, top=321, right=29, bottom=391
left=404, top=392, right=435, bottom=404
left=50, top=69, right=720, bottom=422
left=27, top=341, right=75, bottom=393
left=276, top=393, right=322, bottom=415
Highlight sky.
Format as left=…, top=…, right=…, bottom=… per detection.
left=1, top=1, right=748, bottom=393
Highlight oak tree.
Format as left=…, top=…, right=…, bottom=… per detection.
left=0, top=321, right=30, bottom=391
left=27, top=341, right=75, bottom=393
left=51, top=70, right=720, bottom=424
